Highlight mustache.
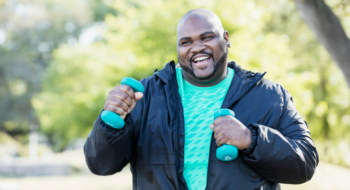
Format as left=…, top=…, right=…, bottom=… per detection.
left=189, top=51, right=213, bottom=62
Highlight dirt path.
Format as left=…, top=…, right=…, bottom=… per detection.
left=0, top=162, right=349, bottom=190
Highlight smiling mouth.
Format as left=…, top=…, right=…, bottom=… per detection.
left=190, top=55, right=212, bottom=69
left=192, top=55, right=212, bottom=63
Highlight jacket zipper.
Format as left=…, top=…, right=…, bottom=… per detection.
left=171, top=64, right=188, bottom=190
left=205, top=134, right=214, bottom=190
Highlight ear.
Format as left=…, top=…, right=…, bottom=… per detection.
left=223, top=30, right=230, bottom=43
left=223, top=30, right=231, bottom=47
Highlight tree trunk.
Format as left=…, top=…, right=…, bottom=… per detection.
left=294, top=0, right=350, bottom=88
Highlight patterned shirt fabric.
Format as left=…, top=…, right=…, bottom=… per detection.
left=176, top=66, right=234, bottom=190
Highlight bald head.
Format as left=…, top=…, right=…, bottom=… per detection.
left=177, top=9, right=224, bottom=37
left=176, top=8, right=231, bottom=87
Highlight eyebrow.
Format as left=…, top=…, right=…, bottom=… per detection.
left=199, top=31, right=215, bottom=37
left=179, top=31, right=216, bottom=41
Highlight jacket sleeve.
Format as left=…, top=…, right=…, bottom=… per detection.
left=242, top=86, right=319, bottom=184
left=83, top=78, right=148, bottom=175
left=83, top=111, right=136, bottom=175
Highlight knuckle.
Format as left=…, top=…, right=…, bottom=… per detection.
left=116, top=99, right=124, bottom=107
left=107, top=105, right=117, bottom=113
left=119, top=93, right=128, bottom=101
left=109, top=97, right=116, bottom=103
left=111, top=106, right=118, bottom=113
left=108, top=90, right=116, bottom=96
left=214, top=127, right=220, bottom=133
left=113, top=86, right=121, bottom=92
left=214, top=133, right=218, bottom=139
left=127, top=86, right=133, bottom=92
left=221, top=133, right=227, bottom=138
left=124, top=85, right=133, bottom=93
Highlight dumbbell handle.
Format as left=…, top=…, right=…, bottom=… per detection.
left=214, top=109, right=238, bottom=161
left=101, top=77, right=144, bottom=129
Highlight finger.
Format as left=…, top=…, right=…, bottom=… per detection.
left=209, top=124, right=214, bottom=130
left=104, top=104, right=127, bottom=116
left=106, top=98, right=130, bottom=113
left=129, top=92, right=144, bottom=111
left=117, top=85, right=135, bottom=100
left=213, top=116, right=224, bottom=125
left=216, top=135, right=226, bottom=147
left=214, top=128, right=224, bottom=139
left=134, top=92, right=144, bottom=101
left=129, top=98, right=138, bottom=112
left=212, top=124, right=222, bottom=133
left=112, top=91, right=133, bottom=106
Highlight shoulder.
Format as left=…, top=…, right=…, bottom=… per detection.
left=139, top=75, right=157, bottom=87
left=254, top=78, right=292, bottom=105
left=139, top=60, right=174, bottom=87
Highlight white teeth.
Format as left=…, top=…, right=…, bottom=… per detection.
left=194, top=56, right=210, bottom=62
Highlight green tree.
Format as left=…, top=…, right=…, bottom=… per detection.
left=35, top=0, right=350, bottom=165
left=294, top=0, right=350, bottom=88
left=0, top=0, right=91, bottom=139
left=0, top=0, right=118, bottom=149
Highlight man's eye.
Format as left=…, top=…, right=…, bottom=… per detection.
left=182, top=41, right=190, bottom=45
left=203, top=36, right=212, bottom=40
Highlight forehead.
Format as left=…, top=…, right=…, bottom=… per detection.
left=177, top=15, right=220, bottom=40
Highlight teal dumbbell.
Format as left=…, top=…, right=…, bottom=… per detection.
left=213, top=109, right=238, bottom=161
left=101, top=77, right=144, bottom=129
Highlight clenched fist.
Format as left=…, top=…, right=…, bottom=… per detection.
left=209, top=115, right=252, bottom=150
left=104, top=85, right=144, bottom=120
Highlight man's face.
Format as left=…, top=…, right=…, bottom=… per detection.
left=177, top=15, right=229, bottom=81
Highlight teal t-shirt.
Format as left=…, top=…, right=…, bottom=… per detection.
left=176, top=66, right=234, bottom=190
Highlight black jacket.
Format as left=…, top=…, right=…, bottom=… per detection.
left=84, top=61, right=318, bottom=190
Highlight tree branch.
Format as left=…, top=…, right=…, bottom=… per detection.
left=294, top=0, right=350, bottom=88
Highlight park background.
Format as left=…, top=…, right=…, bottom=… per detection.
left=0, top=0, right=350, bottom=189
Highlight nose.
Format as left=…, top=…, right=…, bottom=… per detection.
left=190, top=41, right=206, bottom=53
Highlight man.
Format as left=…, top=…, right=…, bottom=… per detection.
left=84, top=9, right=318, bottom=190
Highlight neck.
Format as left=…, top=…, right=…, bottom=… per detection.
left=182, top=68, right=228, bottom=87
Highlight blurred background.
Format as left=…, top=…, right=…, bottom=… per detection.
left=0, top=0, right=350, bottom=189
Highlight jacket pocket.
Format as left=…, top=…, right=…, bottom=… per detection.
left=134, top=154, right=179, bottom=190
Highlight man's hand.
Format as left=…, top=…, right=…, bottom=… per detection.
left=104, top=85, right=144, bottom=120
left=209, top=115, right=252, bottom=150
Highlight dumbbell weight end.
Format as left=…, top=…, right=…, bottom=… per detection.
left=214, top=109, right=239, bottom=161
left=101, top=77, right=144, bottom=129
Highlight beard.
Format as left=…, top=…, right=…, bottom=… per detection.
left=178, top=51, right=228, bottom=80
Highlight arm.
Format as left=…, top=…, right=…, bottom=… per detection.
left=84, top=80, right=145, bottom=175
left=242, top=86, right=319, bottom=184
left=83, top=111, right=136, bottom=175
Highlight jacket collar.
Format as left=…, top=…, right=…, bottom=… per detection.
left=154, top=60, right=176, bottom=84
left=154, top=60, right=266, bottom=104
left=222, top=61, right=266, bottom=108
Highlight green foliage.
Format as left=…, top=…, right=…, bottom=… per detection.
left=0, top=0, right=121, bottom=150
left=33, top=43, right=121, bottom=151
left=0, top=0, right=92, bottom=138
left=89, top=0, right=119, bottom=21
left=3, top=0, right=349, bottom=164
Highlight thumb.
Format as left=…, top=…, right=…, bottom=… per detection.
left=134, top=92, right=144, bottom=101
